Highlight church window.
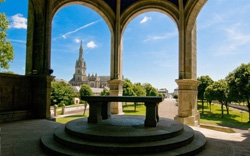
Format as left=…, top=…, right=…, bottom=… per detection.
left=90, top=83, right=94, bottom=87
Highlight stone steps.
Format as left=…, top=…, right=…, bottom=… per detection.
left=41, top=115, right=206, bottom=155
left=64, top=116, right=184, bottom=143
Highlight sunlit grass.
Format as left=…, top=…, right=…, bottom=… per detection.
left=56, top=113, right=88, bottom=124
left=56, top=102, right=146, bottom=124
left=56, top=102, right=250, bottom=130
left=122, top=102, right=146, bottom=115
left=198, top=102, right=250, bottom=129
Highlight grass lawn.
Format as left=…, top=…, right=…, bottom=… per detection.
left=122, top=102, right=146, bottom=115
left=198, top=102, right=250, bottom=130
left=56, top=102, right=145, bottom=124
left=56, top=102, right=250, bottom=131
left=56, top=113, right=88, bottom=124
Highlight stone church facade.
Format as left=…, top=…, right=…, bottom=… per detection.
left=69, top=42, right=109, bottom=88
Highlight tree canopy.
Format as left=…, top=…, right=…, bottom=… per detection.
left=100, top=88, right=110, bottom=96
left=197, top=75, right=213, bottom=113
left=51, top=81, right=76, bottom=106
left=133, top=83, right=146, bottom=96
left=0, top=0, right=14, bottom=70
left=79, top=84, right=93, bottom=115
left=226, top=63, right=250, bottom=122
left=123, top=79, right=136, bottom=96
left=143, top=83, right=159, bottom=96
left=79, top=84, right=94, bottom=97
left=205, top=80, right=229, bottom=117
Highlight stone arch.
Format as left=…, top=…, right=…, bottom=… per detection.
left=25, top=0, right=207, bottom=126
left=120, top=0, right=179, bottom=33
left=183, top=0, right=208, bottom=79
left=50, top=0, right=115, bottom=31
left=120, top=3, right=179, bottom=98
left=26, top=0, right=115, bottom=76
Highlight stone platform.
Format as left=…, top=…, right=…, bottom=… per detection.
left=2, top=99, right=250, bottom=156
left=41, top=115, right=206, bottom=155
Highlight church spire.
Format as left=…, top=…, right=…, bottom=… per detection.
left=79, top=40, right=83, bottom=60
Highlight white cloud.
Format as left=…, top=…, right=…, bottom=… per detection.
left=225, top=25, right=250, bottom=45
left=62, top=19, right=101, bottom=39
left=215, top=24, right=250, bottom=56
left=198, top=13, right=225, bottom=30
left=140, top=16, right=151, bottom=24
left=9, top=14, right=27, bottom=29
left=143, top=31, right=177, bottom=42
left=9, top=39, right=26, bottom=43
left=74, top=38, right=81, bottom=43
left=87, top=41, right=97, bottom=48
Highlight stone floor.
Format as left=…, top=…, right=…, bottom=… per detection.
left=1, top=98, right=250, bottom=156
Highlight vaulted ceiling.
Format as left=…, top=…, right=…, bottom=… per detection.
left=104, top=0, right=188, bottom=13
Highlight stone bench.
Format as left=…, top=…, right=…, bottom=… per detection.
left=81, top=96, right=164, bottom=127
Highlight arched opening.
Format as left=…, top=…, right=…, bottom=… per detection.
left=123, top=11, right=178, bottom=96
left=51, top=4, right=111, bottom=87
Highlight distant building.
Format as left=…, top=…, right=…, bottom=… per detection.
left=158, top=88, right=169, bottom=97
left=71, top=86, right=109, bottom=96
left=173, top=88, right=178, bottom=95
left=69, top=41, right=110, bottom=88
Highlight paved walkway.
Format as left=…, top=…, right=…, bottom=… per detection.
left=159, top=99, right=250, bottom=156
left=1, top=98, right=250, bottom=155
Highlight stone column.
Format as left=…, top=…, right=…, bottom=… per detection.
left=31, top=75, right=55, bottom=119
left=108, top=79, right=124, bottom=114
left=174, top=79, right=200, bottom=126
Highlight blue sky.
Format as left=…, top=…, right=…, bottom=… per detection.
left=1, top=0, right=250, bottom=93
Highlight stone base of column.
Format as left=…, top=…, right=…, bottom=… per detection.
left=174, top=112, right=200, bottom=126
left=110, top=102, right=124, bottom=115
left=175, top=79, right=200, bottom=126
left=108, top=79, right=124, bottom=114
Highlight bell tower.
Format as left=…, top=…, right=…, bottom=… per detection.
left=74, top=41, right=86, bottom=83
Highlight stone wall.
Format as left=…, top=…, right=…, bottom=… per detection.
left=50, top=104, right=88, bottom=117
left=0, top=74, right=33, bottom=122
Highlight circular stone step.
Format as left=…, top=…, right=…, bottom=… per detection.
left=41, top=130, right=205, bottom=156
left=53, top=123, right=194, bottom=154
left=41, top=115, right=206, bottom=155
left=64, top=115, right=184, bottom=143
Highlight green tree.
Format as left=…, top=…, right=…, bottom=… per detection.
left=133, top=83, right=146, bottom=96
left=205, top=80, right=229, bottom=117
left=173, top=94, right=178, bottom=100
left=197, top=75, right=213, bottom=114
left=123, top=79, right=136, bottom=96
left=132, top=83, right=146, bottom=111
left=143, top=83, right=159, bottom=96
left=226, top=63, right=250, bottom=122
left=51, top=81, right=76, bottom=107
left=79, top=84, right=93, bottom=115
left=0, top=0, right=14, bottom=70
left=79, top=84, right=94, bottom=96
left=122, top=79, right=136, bottom=110
left=226, top=71, right=242, bottom=103
left=101, top=88, right=110, bottom=96
left=204, top=86, right=213, bottom=112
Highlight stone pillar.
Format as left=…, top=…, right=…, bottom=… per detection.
left=53, top=105, right=57, bottom=116
left=31, top=75, right=55, bottom=119
left=62, top=104, right=66, bottom=115
left=174, top=79, right=200, bottom=126
left=108, top=79, right=124, bottom=114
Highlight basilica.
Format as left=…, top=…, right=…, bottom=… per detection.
left=69, top=41, right=109, bottom=88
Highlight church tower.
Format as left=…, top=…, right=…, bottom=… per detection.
left=69, top=41, right=109, bottom=88
left=73, top=41, right=87, bottom=85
